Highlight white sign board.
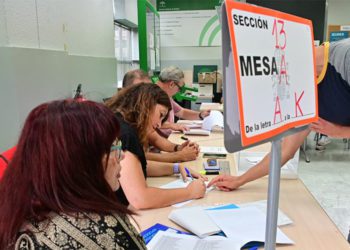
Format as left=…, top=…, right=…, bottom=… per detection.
left=224, top=1, right=317, bottom=147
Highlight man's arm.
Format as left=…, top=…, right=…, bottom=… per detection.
left=208, top=128, right=311, bottom=190
left=239, top=128, right=311, bottom=185
left=161, top=121, right=189, bottom=132
left=176, top=108, right=210, bottom=120
left=310, top=118, right=350, bottom=138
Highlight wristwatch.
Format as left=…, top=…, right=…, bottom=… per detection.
left=199, top=112, right=204, bottom=120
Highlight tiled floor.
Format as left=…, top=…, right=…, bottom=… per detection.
left=298, top=133, right=350, bottom=239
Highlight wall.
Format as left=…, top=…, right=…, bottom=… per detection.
left=0, top=0, right=117, bottom=151
left=160, top=0, right=247, bottom=77
left=161, top=47, right=222, bottom=74
left=327, top=0, right=350, bottom=26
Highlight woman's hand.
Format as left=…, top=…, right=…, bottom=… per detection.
left=187, top=179, right=206, bottom=199
left=176, top=142, right=199, bottom=161
left=178, top=141, right=199, bottom=152
left=207, top=174, right=243, bottom=191
left=178, top=165, right=208, bottom=182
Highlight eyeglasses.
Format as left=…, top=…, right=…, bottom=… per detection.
left=111, top=140, right=123, bottom=161
left=173, top=81, right=184, bottom=92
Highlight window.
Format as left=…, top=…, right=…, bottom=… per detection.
left=114, top=23, right=139, bottom=88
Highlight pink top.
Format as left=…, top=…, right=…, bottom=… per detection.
left=159, top=99, right=182, bottom=138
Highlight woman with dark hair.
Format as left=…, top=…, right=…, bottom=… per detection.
left=106, top=84, right=206, bottom=209
left=0, top=100, right=146, bottom=249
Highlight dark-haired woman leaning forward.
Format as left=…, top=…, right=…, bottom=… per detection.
left=106, top=84, right=206, bottom=210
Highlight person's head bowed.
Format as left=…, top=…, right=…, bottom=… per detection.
left=106, top=83, right=171, bottom=146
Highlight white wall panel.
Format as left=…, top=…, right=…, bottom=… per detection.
left=4, top=0, right=39, bottom=48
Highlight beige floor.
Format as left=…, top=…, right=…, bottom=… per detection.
left=298, top=133, right=350, bottom=239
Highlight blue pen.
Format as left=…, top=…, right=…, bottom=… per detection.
left=184, top=167, right=193, bottom=180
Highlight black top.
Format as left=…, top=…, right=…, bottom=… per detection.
left=115, top=113, right=147, bottom=206
left=318, top=39, right=350, bottom=126
left=318, top=63, right=350, bottom=126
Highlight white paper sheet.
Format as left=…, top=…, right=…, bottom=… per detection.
left=202, top=110, right=224, bottom=131
left=200, top=146, right=228, bottom=154
left=238, top=200, right=293, bottom=226
left=147, top=231, right=241, bottom=250
left=160, top=178, right=213, bottom=207
left=184, top=129, right=210, bottom=136
left=206, top=207, right=294, bottom=246
left=177, top=120, right=203, bottom=125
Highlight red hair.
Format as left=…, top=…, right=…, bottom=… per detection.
left=0, top=99, right=130, bottom=249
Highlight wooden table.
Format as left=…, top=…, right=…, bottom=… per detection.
left=135, top=132, right=349, bottom=249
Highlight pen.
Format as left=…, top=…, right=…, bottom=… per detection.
left=199, top=170, right=220, bottom=175
left=184, top=167, right=193, bottom=180
left=180, top=136, right=188, bottom=141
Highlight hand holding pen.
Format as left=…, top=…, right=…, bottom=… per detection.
left=185, top=167, right=194, bottom=181
left=179, top=166, right=207, bottom=182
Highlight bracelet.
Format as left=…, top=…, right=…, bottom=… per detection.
left=173, top=163, right=180, bottom=174
left=199, top=112, right=204, bottom=120
left=174, top=144, right=180, bottom=152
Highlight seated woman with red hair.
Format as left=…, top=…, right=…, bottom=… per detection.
left=0, top=100, right=146, bottom=249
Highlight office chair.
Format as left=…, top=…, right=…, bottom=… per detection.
left=0, top=146, right=16, bottom=179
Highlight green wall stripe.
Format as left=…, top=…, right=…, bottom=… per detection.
left=198, top=15, right=218, bottom=46
left=208, top=24, right=221, bottom=46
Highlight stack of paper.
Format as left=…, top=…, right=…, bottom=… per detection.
left=150, top=205, right=294, bottom=249
left=168, top=206, right=221, bottom=238
left=200, top=146, right=228, bottom=154
left=202, top=110, right=224, bottom=131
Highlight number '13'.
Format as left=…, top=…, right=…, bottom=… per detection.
left=272, top=19, right=286, bottom=49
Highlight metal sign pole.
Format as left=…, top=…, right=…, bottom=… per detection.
left=265, top=139, right=282, bottom=249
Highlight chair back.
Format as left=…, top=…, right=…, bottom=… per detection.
left=0, top=146, right=17, bottom=179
